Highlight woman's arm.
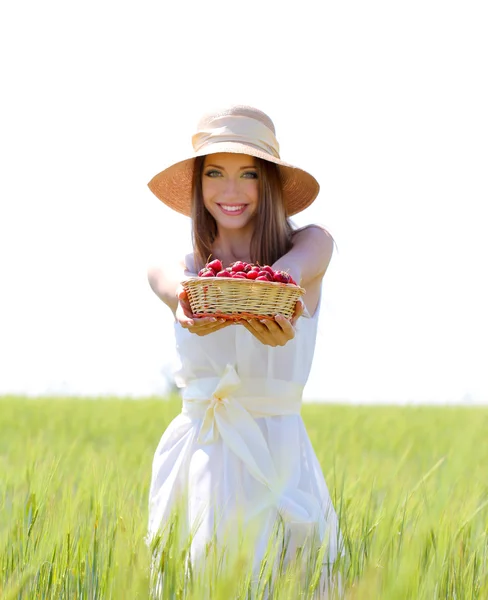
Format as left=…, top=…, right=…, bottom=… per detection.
left=240, top=225, right=334, bottom=346
left=147, top=255, right=234, bottom=335
left=147, top=258, right=189, bottom=315
left=272, top=225, right=335, bottom=289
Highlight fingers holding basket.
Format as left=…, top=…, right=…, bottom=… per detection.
left=176, top=283, right=238, bottom=335
left=187, top=317, right=235, bottom=336
left=175, top=285, right=195, bottom=328
left=291, top=299, right=305, bottom=327
left=241, top=314, right=296, bottom=347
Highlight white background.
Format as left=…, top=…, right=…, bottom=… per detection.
left=1, top=0, right=487, bottom=403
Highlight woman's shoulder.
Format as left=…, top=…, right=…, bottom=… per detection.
left=291, top=223, right=335, bottom=242
left=291, top=223, right=336, bottom=257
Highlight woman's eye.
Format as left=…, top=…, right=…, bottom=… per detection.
left=205, top=170, right=222, bottom=178
left=242, top=171, right=258, bottom=179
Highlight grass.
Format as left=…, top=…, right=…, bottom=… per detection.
left=1, top=397, right=487, bottom=598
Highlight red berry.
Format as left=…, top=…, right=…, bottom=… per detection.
left=216, top=270, right=231, bottom=278
left=231, top=261, right=246, bottom=272
left=273, top=270, right=291, bottom=283
left=256, top=276, right=270, bottom=281
left=200, top=270, right=215, bottom=278
left=261, top=265, right=275, bottom=276
left=207, top=259, right=223, bottom=272
left=246, top=270, right=259, bottom=280
left=258, top=270, right=272, bottom=280
left=243, top=263, right=253, bottom=272
left=232, top=272, right=247, bottom=279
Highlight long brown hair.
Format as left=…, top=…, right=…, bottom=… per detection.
left=191, top=155, right=295, bottom=270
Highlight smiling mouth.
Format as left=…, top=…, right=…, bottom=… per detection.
left=218, top=204, right=247, bottom=215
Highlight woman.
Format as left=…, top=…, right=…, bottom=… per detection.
left=146, top=105, right=342, bottom=597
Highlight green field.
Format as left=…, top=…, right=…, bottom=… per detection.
left=1, top=397, right=487, bottom=599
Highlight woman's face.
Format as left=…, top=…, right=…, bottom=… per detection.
left=201, top=153, right=259, bottom=230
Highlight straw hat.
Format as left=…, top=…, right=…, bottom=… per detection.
left=147, top=105, right=320, bottom=217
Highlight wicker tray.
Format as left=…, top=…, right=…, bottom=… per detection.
left=182, top=277, right=305, bottom=320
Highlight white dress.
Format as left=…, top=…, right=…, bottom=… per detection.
left=147, top=297, right=342, bottom=596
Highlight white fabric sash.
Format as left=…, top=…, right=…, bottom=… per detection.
left=181, top=365, right=326, bottom=536
left=182, top=364, right=302, bottom=488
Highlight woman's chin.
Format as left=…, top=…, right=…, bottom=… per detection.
left=213, top=213, right=256, bottom=230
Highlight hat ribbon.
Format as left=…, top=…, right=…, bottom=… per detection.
left=192, top=115, right=280, bottom=159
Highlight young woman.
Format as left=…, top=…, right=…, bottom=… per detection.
left=146, top=105, right=342, bottom=597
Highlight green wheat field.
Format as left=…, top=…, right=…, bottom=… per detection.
left=1, top=397, right=487, bottom=599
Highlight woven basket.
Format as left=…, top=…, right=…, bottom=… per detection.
left=182, top=277, right=305, bottom=320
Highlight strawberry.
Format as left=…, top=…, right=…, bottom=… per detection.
left=207, top=259, right=223, bottom=272
left=243, top=263, right=253, bottom=272
left=200, top=270, right=215, bottom=278
left=232, top=272, right=247, bottom=279
left=258, top=270, right=272, bottom=280
left=256, top=276, right=270, bottom=281
left=216, top=270, right=231, bottom=278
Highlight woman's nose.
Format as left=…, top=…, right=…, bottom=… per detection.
left=222, top=177, right=238, bottom=198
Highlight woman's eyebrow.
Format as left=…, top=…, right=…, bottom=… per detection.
left=205, top=163, right=256, bottom=170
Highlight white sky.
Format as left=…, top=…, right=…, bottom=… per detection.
left=0, top=0, right=487, bottom=403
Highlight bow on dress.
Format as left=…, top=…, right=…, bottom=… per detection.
left=196, top=364, right=280, bottom=488
left=182, top=365, right=326, bottom=536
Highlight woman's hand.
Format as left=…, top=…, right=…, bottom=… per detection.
left=175, top=285, right=234, bottom=336
left=239, top=299, right=304, bottom=347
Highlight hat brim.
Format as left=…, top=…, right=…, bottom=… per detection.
left=147, top=142, right=320, bottom=217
